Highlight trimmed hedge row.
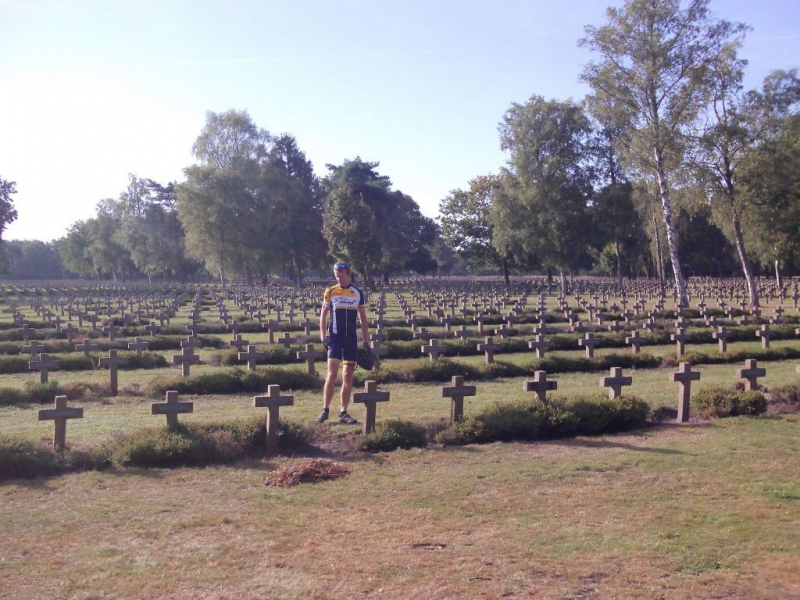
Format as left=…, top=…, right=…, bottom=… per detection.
left=0, top=416, right=313, bottom=479
left=436, top=393, right=651, bottom=446
left=146, top=366, right=319, bottom=397
left=353, top=353, right=660, bottom=386
left=693, top=386, right=767, bottom=417
left=0, top=352, right=167, bottom=374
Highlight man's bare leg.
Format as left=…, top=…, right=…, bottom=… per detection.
left=340, top=363, right=355, bottom=412
left=323, top=359, right=340, bottom=410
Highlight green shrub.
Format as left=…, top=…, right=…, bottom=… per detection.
left=146, top=366, right=319, bottom=397
left=355, top=358, right=483, bottom=385
left=693, top=386, right=767, bottom=418
left=23, top=381, right=66, bottom=404
left=106, top=425, right=242, bottom=468
left=120, top=353, right=168, bottom=370
left=0, top=387, right=29, bottom=406
left=0, top=435, right=106, bottom=481
left=436, top=393, right=650, bottom=446
left=357, top=419, right=428, bottom=452
left=220, top=345, right=297, bottom=366
left=0, top=355, right=29, bottom=374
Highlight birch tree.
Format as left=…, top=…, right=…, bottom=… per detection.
left=580, top=0, right=746, bottom=305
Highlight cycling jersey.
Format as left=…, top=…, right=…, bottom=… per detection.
left=323, top=283, right=364, bottom=338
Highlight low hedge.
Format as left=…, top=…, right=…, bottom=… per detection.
left=0, top=381, right=66, bottom=406
left=0, top=415, right=314, bottom=479
left=146, top=366, right=319, bottom=397
left=354, top=353, right=659, bottom=386
left=221, top=345, right=298, bottom=366
left=669, top=346, right=800, bottom=367
left=436, top=393, right=650, bottom=446
left=692, top=386, right=767, bottom=418
left=357, top=419, right=428, bottom=452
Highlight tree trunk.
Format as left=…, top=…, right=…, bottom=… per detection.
left=775, top=258, right=783, bottom=289
left=382, top=272, right=390, bottom=284
left=731, top=214, right=759, bottom=307
left=546, top=268, right=553, bottom=284
left=363, top=263, right=375, bottom=291
left=559, top=270, right=567, bottom=295
left=147, top=272, right=152, bottom=285
left=219, top=265, right=226, bottom=289
left=502, top=258, right=510, bottom=286
left=653, top=146, right=687, bottom=306
left=651, top=212, right=665, bottom=293
left=614, top=238, right=624, bottom=292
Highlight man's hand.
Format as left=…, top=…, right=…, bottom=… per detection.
left=363, top=341, right=370, bottom=350
left=322, top=336, right=330, bottom=351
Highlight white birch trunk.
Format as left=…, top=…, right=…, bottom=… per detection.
left=653, top=146, right=687, bottom=306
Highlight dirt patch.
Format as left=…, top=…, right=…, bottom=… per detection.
left=263, top=459, right=350, bottom=487
left=765, top=391, right=800, bottom=416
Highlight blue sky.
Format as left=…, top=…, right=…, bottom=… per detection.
left=1, top=0, right=798, bottom=241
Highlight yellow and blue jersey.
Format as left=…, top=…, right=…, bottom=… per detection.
left=323, top=284, right=364, bottom=337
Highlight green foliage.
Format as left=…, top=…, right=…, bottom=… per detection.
left=221, top=345, right=296, bottom=366
left=0, top=387, right=29, bottom=406
left=0, top=436, right=102, bottom=481
left=436, top=394, right=650, bottom=446
left=146, top=367, right=319, bottom=397
left=121, top=353, right=168, bottom=370
left=693, top=386, right=767, bottom=418
left=355, top=358, right=482, bottom=385
left=357, top=420, right=428, bottom=452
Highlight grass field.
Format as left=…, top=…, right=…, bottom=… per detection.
left=2, top=289, right=799, bottom=598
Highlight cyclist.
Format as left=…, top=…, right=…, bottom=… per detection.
left=317, top=262, right=369, bottom=424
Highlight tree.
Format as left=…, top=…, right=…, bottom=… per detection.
left=268, top=134, right=328, bottom=283
left=323, top=159, right=435, bottom=289
left=0, top=176, right=20, bottom=271
left=690, top=38, right=764, bottom=304
left=439, top=175, right=515, bottom=283
left=580, top=0, right=747, bottom=305
left=494, top=96, right=593, bottom=291
left=1, top=240, right=64, bottom=279
left=59, top=220, right=96, bottom=278
left=179, top=110, right=274, bottom=286
left=192, top=109, right=271, bottom=169
left=84, top=201, right=133, bottom=280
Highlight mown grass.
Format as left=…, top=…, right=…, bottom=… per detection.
left=0, top=417, right=797, bottom=598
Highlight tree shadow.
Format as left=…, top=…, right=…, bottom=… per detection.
left=550, top=437, right=685, bottom=454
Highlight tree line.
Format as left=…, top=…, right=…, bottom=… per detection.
left=1, top=0, right=798, bottom=301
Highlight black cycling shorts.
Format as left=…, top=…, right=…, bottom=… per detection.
left=327, top=336, right=358, bottom=365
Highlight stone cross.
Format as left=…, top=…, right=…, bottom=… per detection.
left=524, top=370, right=557, bottom=402
left=29, top=353, right=60, bottom=384
left=62, top=324, right=79, bottom=348
left=527, top=335, right=551, bottom=359
left=625, top=330, right=646, bottom=354
left=712, top=326, right=732, bottom=353
left=277, top=332, right=296, bottom=348
left=172, top=347, right=200, bottom=377
left=441, top=375, right=476, bottom=424
left=253, top=385, right=294, bottom=454
left=151, top=390, right=193, bottom=429
left=145, top=323, right=161, bottom=337
left=102, top=325, right=117, bottom=341
left=601, top=367, right=633, bottom=399
left=756, top=324, right=772, bottom=350
left=737, top=359, right=766, bottom=391
left=229, top=334, right=251, bottom=352
left=74, top=339, right=96, bottom=357
left=578, top=332, right=598, bottom=358
left=297, top=343, right=326, bottom=375
left=21, top=340, right=45, bottom=355
left=671, top=328, right=689, bottom=358
left=99, top=349, right=127, bottom=395
left=670, top=362, right=701, bottom=423
left=352, top=380, right=390, bottom=434
left=421, top=339, right=445, bottom=361
left=476, top=336, right=501, bottom=364
left=238, top=344, right=266, bottom=371
left=38, top=395, right=83, bottom=452
left=127, top=337, right=149, bottom=356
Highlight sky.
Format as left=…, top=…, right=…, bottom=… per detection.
left=1, top=0, right=799, bottom=242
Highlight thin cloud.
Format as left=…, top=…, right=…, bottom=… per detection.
left=49, top=51, right=432, bottom=73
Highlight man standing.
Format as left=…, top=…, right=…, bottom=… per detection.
left=317, top=262, right=370, bottom=424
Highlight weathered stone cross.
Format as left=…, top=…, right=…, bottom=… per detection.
left=151, top=390, right=193, bottom=429
left=670, top=362, right=701, bottom=423
left=737, top=359, right=766, bottom=391
left=441, top=375, right=476, bottom=424
left=29, top=353, right=60, bottom=384
left=524, top=370, right=557, bottom=402
left=172, top=347, right=200, bottom=377
left=38, top=395, right=83, bottom=452
left=476, top=336, right=501, bottom=364
left=99, top=349, right=127, bottom=395
left=253, top=385, right=294, bottom=454
left=297, top=344, right=326, bottom=375
left=600, top=367, right=633, bottom=399
left=352, top=380, right=390, bottom=434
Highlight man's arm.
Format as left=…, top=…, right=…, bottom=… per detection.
left=319, top=305, right=329, bottom=341
left=358, top=305, right=369, bottom=344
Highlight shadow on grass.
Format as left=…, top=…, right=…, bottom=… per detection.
left=554, top=438, right=685, bottom=454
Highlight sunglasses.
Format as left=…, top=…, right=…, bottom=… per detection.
left=334, top=263, right=350, bottom=271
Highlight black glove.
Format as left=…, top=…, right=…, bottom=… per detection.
left=322, top=336, right=330, bottom=351
left=363, top=341, right=370, bottom=350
